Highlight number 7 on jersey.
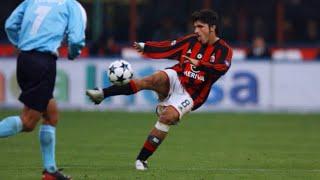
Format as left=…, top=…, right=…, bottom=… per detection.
left=30, top=6, right=52, bottom=35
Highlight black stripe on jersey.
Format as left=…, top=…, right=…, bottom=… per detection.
left=145, top=35, right=197, bottom=54
left=215, top=43, right=228, bottom=64
left=191, top=81, right=211, bottom=110
left=144, top=42, right=190, bottom=60
left=170, top=50, right=187, bottom=61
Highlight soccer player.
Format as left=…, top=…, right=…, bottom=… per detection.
left=1, top=0, right=86, bottom=179
left=86, top=9, right=233, bottom=170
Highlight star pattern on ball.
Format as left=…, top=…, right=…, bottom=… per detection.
left=109, top=65, right=116, bottom=74
left=120, top=62, right=129, bottom=71
left=117, top=74, right=125, bottom=82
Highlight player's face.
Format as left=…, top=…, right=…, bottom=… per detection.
left=193, top=21, right=213, bottom=44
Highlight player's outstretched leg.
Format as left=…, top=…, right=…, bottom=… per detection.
left=135, top=106, right=179, bottom=170
left=86, top=71, right=169, bottom=105
left=0, top=116, right=23, bottom=137
left=0, top=106, right=41, bottom=137
left=86, top=80, right=138, bottom=104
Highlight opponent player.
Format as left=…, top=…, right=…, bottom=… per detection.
left=1, top=0, right=86, bottom=179
left=86, top=9, right=232, bottom=170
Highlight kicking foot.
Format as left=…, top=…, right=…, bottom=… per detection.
left=135, top=160, right=148, bottom=171
left=86, top=88, right=104, bottom=104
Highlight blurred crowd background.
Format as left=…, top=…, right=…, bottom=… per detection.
left=0, top=0, right=319, bottom=60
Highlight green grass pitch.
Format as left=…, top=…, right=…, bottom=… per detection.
left=0, top=110, right=320, bottom=179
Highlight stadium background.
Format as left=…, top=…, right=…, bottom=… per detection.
left=1, top=0, right=320, bottom=179
left=1, top=0, right=320, bottom=112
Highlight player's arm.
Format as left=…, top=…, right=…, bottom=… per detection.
left=5, top=0, right=28, bottom=47
left=134, top=34, right=196, bottom=61
left=185, top=46, right=233, bottom=75
left=66, top=0, right=87, bottom=60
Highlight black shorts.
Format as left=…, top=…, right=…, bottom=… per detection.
left=17, top=51, right=57, bottom=112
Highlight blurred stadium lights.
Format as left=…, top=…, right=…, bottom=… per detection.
left=1, top=0, right=319, bottom=59
left=86, top=0, right=288, bottom=45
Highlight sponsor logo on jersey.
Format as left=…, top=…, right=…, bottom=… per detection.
left=190, top=64, right=200, bottom=73
left=183, top=71, right=205, bottom=81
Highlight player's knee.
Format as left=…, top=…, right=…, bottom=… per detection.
left=159, top=112, right=179, bottom=125
left=42, top=113, right=58, bottom=126
left=22, top=121, right=37, bottom=132
left=21, top=113, right=41, bottom=132
left=42, top=100, right=59, bottom=126
left=159, top=116, right=178, bottom=125
left=158, top=106, right=180, bottom=125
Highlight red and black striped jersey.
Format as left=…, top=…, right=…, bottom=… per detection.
left=143, top=34, right=233, bottom=110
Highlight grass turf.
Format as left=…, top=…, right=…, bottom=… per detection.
left=0, top=111, right=320, bottom=179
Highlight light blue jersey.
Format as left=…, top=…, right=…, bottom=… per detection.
left=5, top=0, right=87, bottom=59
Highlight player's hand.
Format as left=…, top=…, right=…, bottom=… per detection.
left=68, top=48, right=81, bottom=60
left=133, top=42, right=145, bottom=53
left=182, top=55, right=199, bottom=66
left=68, top=43, right=85, bottom=60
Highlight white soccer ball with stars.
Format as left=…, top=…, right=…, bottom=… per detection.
left=107, top=60, right=133, bottom=85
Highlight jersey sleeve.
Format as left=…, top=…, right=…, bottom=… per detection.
left=143, top=34, right=196, bottom=61
left=5, top=0, right=28, bottom=46
left=198, top=45, right=233, bottom=75
left=66, top=0, right=87, bottom=59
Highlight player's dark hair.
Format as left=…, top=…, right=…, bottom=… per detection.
left=191, top=9, right=219, bottom=34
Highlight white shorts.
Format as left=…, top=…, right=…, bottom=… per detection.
left=157, top=69, right=194, bottom=119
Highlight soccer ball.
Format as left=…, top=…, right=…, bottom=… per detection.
left=107, top=60, right=133, bottom=85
